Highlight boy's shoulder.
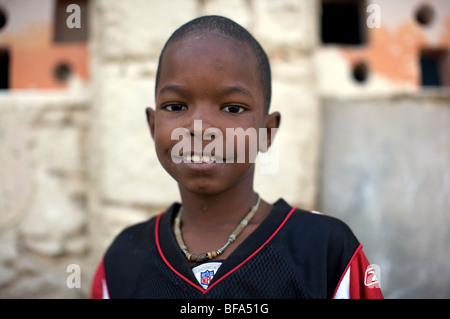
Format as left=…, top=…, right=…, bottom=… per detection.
left=272, top=202, right=361, bottom=264
left=289, top=207, right=357, bottom=240
left=100, top=213, right=160, bottom=298
left=105, top=213, right=159, bottom=257
left=275, top=204, right=361, bottom=298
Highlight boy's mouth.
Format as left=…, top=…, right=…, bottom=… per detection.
left=171, top=152, right=234, bottom=165
left=183, top=154, right=217, bottom=163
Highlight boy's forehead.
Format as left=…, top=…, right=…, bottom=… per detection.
left=175, top=31, right=242, bottom=48
left=157, top=31, right=261, bottom=94
left=162, top=31, right=256, bottom=68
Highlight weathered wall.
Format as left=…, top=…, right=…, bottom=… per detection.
left=0, top=0, right=89, bottom=89
left=320, top=94, right=450, bottom=298
left=316, top=0, right=450, bottom=298
left=315, top=0, right=450, bottom=96
left=0, top=90, right=90, bottom=298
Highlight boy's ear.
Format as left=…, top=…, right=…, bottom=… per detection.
left=145, top=107, right=156, bottom=139
left=261, top=111, right=281, bottom=151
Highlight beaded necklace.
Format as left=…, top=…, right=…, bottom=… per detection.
left=174, top=195, right=261, bottom=263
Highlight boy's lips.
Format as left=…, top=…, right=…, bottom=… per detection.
left=177, top=154, right=223, bottom=172
left=183, top=154, right=217, bottom=164
left=171, top=153, right=235, bottom=167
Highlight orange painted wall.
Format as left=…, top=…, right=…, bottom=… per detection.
left=11, top=43, right=88, bottom=89
left=340, top=4, right=450, bottom=88
left=0, top=1, right=89, bottom=90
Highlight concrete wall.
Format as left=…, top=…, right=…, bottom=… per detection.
left=0, top=90, right=90, bottom=298
left=320, top=94, right=450, bottom=298
left=316, top=0, right=450, bottom=298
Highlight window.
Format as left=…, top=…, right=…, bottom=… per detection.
left=420, top=49, right=449, bottom=87
left=53, top=0, right=89, bottom=43
left=0, top=49, right=9, bottom=89
left=53, top=62, right=72, bottom=83
left=352, top=61, right=369, bottom=83
left=321, top=0, right=366, bottom=45
left=0, top=6, right=7, bottom=31
left=415, top=4, right=435, bottom=26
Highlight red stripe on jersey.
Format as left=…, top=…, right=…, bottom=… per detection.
left=349, top=247, right=383, bottom=299
left=332, top=245, right=383, bottom=299
left=155, top=213, right=205, bottom=293
left=91, top=259, right=107, bottom=299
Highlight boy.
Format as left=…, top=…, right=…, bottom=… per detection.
left=91, top=15, right=383, bottom=299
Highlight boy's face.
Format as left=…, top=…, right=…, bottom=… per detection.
left=148, top=32, right=279, bottom=196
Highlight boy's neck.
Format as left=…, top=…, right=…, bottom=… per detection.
left=178, top=184, right=260, bottom=229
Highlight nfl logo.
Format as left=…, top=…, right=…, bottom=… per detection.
left=200, top=270, right=214, bottom=286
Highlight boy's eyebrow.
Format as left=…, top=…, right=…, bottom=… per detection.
left=158, top=85, right=187, bottom=97
left=218, top=85, right=254, bottom=99
left=157, top=84, right=253, bottom=99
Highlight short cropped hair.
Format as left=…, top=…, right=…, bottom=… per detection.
left=155, top=15, right=272, bottom=112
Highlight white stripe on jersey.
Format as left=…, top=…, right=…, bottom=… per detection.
left=102, top=278, right=110, bottom=299
left=333, top=267, right=350, bottom=299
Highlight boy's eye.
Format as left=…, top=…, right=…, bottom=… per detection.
left=164, top=104, right=187, bottom=111
left=223, top=105, right=246, bottom=113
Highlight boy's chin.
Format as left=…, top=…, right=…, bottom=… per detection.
left=176, top=170, right=254, bottom=198
left=178, top=180, right=229, bottom=197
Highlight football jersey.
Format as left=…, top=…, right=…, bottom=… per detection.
left=91, top=199, right=383, bottom=299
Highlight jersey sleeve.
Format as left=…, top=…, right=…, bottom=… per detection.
left=333, top=245, right=383, bottom=299
left=90, top=260, right=110, bottom=299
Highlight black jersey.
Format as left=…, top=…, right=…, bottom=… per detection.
left=91, top=199, right=383, bottom=299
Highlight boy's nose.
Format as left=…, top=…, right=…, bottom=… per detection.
left=184, top=105, right=220, bottom=154
left=186, top=104, right=216, bottom=135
